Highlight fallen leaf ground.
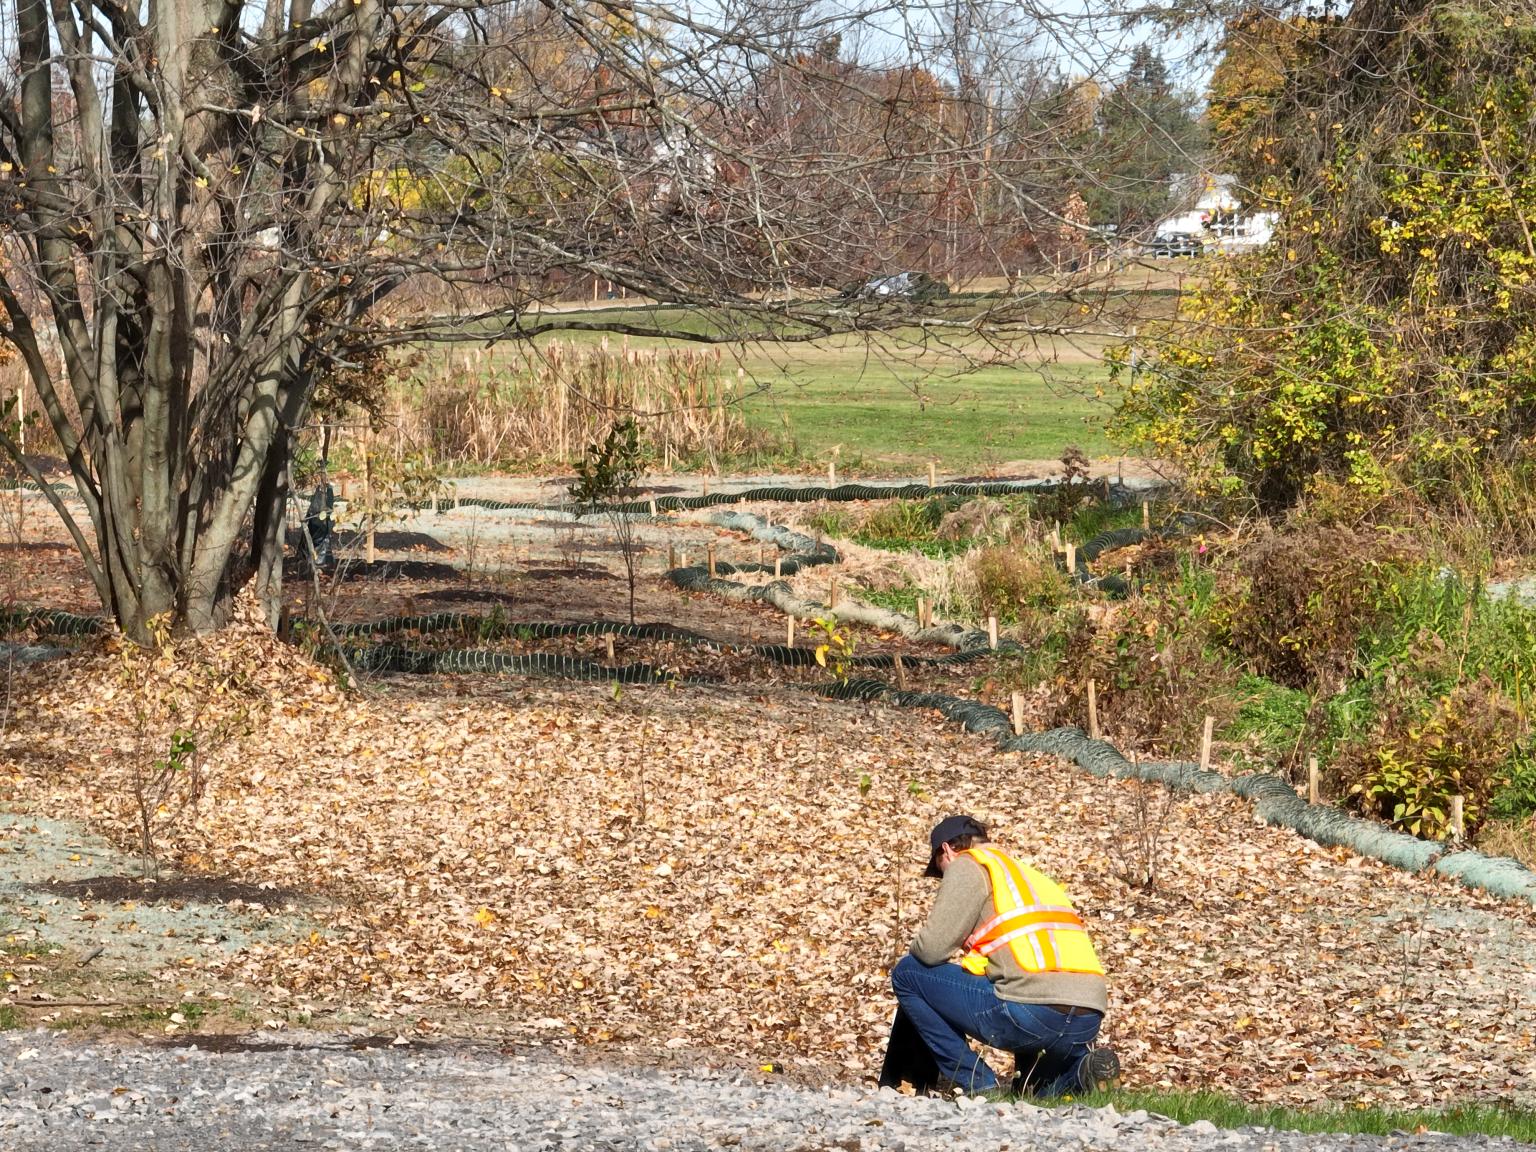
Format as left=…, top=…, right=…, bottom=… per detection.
left=2, top=489, right=1535, bottom=1109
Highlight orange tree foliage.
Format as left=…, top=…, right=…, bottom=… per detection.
left=1205, top=8, right=1317, bottom=196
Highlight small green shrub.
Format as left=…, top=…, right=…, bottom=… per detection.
left=857, top=499, right=944, bottom=543
left=852, top=499, right=969, bottom=558
left=805, top=508, right=851, bottom=539
left=1337, top=677, right=1518, bottom=838
left=809, top=616, right=857, bottom=683
left=968, top=544, right=1071, bottom=624
left=1490, top=746, right=1536, bottom=822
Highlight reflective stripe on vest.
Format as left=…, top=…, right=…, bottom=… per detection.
left=960, top=846, right=1104, bottom=977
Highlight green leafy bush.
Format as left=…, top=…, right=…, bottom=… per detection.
left=1044, top=592, right=1242, bottom=756
left=968, top=544, right=1071, bottom=624
left=1338, top=677, right=1518, bottom=838
left=1489, top=748, right=1536, bottom=822
left=1110, top=6, right=1536, bottom=512
left=853, top=499, right=969, bottom=558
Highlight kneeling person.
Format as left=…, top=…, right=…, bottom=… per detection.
left=889, top=815, right=1119, bottom=1097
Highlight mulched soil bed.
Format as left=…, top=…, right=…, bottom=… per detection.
left=4, top=491, right=1536, bottom=1110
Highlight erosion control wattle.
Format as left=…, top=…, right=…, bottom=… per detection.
left=8, top=475, right=1534, bottom=907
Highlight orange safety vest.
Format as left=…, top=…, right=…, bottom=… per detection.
left=958, top=846, right=1105, bottom=977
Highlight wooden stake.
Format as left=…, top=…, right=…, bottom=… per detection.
left=707, top=544, right=717, bottom=578
left=702, top=475, right=709, bottom=497
left=828, top=461, right=837, bottom=487
left=774, top=555, right=782, bottom=578
left=894, top=654, right=908, bottom=690
left=916, top=596, right=927, bottom=629
left=679, top=549, right=688, bottom=569
left=1050, top=523, right=1062, bottom=550
left=363, top=424, right=376, bottom=565
left=605, top=633, right=615, bottom=662
left=1199, top=715, right=1214, bottom=772
left=648, top=497, right=658, bottom=516
left=828, top=579, right=839, bottom=608
left=1308, top=756, right=1319, bottom=804
left=787, top=615, right=796, bottom=647
left=1011, top=691, right=1025, bottom=736
left=1141, top=501, right=1150, bottom=531
left=668, top=544, right=677, bottom=570
left=1087, top=678, right=1100, bottom=739
left=1065, top=542, right=1077, bottom=573
left=987, top=615, right=998, bottom=649
left=928, top=461, right=937, bottom=489
left=1450, top=794, right=1465, bottom=839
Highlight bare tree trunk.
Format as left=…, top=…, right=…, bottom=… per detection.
left=251, top=434, right=291, bottom=631
left=3, top=0, right=1170, bottom=644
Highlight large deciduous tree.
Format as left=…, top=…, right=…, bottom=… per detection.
left=1205, top=7, right=1315, bottom=196
left=0, top=0, right=1192, bottom=641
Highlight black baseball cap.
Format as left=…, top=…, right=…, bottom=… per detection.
left=925, top=814, right=988, bottom=877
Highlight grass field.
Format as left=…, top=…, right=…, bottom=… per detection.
left=436, top=302, right=1123, bottom=473
left=731, top=343, right=1112, bottom=472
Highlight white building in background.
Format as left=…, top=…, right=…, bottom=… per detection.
left=1156, top=173, right=1276, bottom=252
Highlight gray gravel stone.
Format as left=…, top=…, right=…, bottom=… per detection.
left=0, top=1030, right=1525, bottom=1152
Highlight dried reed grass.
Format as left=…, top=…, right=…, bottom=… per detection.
left=388, top=338, right=769, bottom=468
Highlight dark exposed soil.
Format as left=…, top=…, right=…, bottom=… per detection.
left=31, top=874, right=306, bottom=908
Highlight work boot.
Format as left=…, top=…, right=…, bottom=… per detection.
left=1075, top=1046, right=1121, bottom=1094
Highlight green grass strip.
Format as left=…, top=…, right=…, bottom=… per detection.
left=1058, top=1088, right=1536, bottom=1142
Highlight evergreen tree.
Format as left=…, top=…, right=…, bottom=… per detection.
left=1082, top=46, right=1206, bottom=231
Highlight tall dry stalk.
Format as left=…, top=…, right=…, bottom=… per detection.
left=383, top=339, right=770, bottom=468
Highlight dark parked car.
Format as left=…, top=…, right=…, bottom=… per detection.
left=841, top=271, right=952, bottom=303
left=1144, top=233, right=1204, bottom=258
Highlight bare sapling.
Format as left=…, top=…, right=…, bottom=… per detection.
left=131, top=724, right=205, bottom=879
left=1111, top=766, right=1179, bottom=892
left=120, top=615, right=251, bottom=877
left=570, top=417, right=646, bottom=626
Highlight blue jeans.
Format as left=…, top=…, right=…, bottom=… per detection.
left=890, top=954, right=1102, bottom=1095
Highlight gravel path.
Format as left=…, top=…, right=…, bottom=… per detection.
left=0, top=1030, right=1526, bottom=1152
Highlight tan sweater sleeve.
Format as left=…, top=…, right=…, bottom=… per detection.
left=909, top=856, right=990, bottom=965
